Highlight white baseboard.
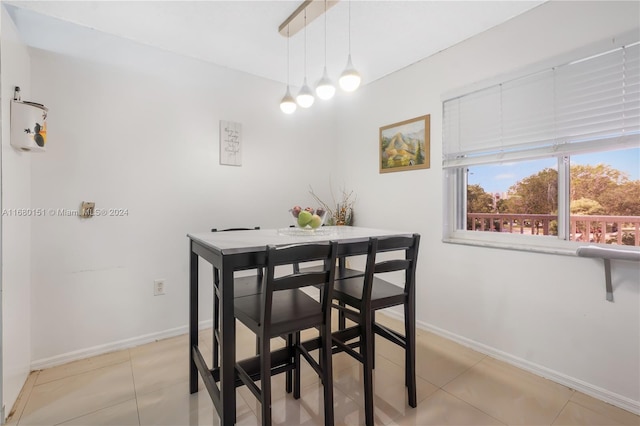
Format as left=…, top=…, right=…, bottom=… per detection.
left=381, top=310, right=640, bottom=416
left=30, top=320, right=213, bottom=371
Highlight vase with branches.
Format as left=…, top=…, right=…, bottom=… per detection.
left=309, top=185, right=356, bottom=226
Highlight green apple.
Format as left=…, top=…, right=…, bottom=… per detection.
left=297, top=210, right=312, bottom=227
left=309, top=214, right=322, bottom=229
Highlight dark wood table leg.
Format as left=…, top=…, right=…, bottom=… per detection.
left=220, top=263, right=237, bottom=424
left=189, top=246, right=199, bottom=394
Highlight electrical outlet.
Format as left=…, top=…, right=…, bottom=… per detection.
left=154, top=279, right=165, bottom=296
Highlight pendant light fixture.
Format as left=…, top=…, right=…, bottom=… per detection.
left=296, top=8, right=315, bottom=108
left=315, top=0, right=335, bottom=100
left=280, top=25, right=297, bottom=114
left=339, top=0, right=361, bottom=92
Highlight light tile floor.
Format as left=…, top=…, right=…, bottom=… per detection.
left=7, top=314, right=640, bottom=426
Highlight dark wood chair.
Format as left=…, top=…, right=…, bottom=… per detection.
left=331, top=234, right=421, bottom=426
left=211, top=227, right=262, bottom=370
left=295, top=257, right=365, bottom=329
left=234, top=241, right=338, bottom=426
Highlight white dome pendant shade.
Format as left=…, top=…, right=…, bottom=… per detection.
left=339, top=0, right=361, bottom=93
left=315, top=0, right=335, bottom=101
left=296, top=78, right=315, bottom=108
left=339, top=54, right=361, bottom=92
left=280, top=86, right=297, bottom=114
left=280, top=25, right=296, bottom=114
left=316, top=67, right=336, bottom=100
left=296, top=8, right=315, bottom=108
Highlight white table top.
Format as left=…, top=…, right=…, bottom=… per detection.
left=188, top=226, right=413, bottom=255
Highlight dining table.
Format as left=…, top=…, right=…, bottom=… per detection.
left=187, top=226, right=414, bottom=425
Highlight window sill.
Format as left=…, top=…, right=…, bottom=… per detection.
left=443, top=231, right=588, bottom=257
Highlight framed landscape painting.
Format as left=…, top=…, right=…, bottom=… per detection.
left=379, top=114, right=430, bottom=173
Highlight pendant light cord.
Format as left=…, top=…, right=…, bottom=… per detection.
left=287, top=25, right=290, bottom=85
left=324, top=0, right=327, bottom=66
left=304, top=8, right=308, bottom=78
left=348, top=0, right=351, bottom=54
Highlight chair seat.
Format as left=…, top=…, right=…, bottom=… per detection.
left=234, top=289, right=323, bottom=337
left=333, top=276, right=406, bottom=310
left=234, top=275, right=262, bottom=298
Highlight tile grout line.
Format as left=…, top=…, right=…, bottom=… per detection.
left=300, top=376, right=362, bottom=424
left=50, top=398, right=138, bottom=426
left=549, top=389, right=575, bottom=426
left=9, top=371, right=40, bottom=426
left=34, top=357, right=132, bottom=387
left=373, top=341, right=489, bottom=390
left=568, top=393, right=639, bottom=421
left=442, top=389, right=509, bottom=425
left=127, top=348, right=143, bottom=425
left=379, top=349, right=492, bottom=425
left=440, top=388, right=508, bottom=425
left=48, top=350, right=137, bottom=426
left=437, top=353, right=489, bottom=389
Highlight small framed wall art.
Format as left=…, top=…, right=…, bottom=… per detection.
left=220, top=120, right=242, bottom=166
left=379, top=114, right=430, bottom=173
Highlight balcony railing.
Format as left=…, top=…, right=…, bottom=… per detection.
left=467, top=213, right=640, bottom=246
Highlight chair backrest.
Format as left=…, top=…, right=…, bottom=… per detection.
left=261, top=241, right=338, bottom=327
left=362, top=234, right=420, bottom=303
left=211, top=227, right=262, bottom=282
left=211, top=226, right=260, bottom=232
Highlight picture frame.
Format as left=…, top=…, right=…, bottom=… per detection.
left=379, top=114, right=430, bottom=173
left=220, top=120, right=242, bottom=166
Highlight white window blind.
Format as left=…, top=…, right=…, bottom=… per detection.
left=443, top=42, right=640, bottom=168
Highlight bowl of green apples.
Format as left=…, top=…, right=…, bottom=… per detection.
left=289, top=206, right=328, bottom=230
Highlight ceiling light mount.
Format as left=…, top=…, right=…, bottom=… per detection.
left=278, top=0, right=339, bottom=38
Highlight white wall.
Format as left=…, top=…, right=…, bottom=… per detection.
left=27, top=38, right=339, bottom=365
left=334, top=0, right=640, bottom=413
left=1, top=5, right=32, bottom=419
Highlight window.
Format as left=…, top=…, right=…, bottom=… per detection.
left=443, top=38, right=640, bottom=254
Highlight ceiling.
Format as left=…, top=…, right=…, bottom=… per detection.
left=5, top=1, right=545, bottom=89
